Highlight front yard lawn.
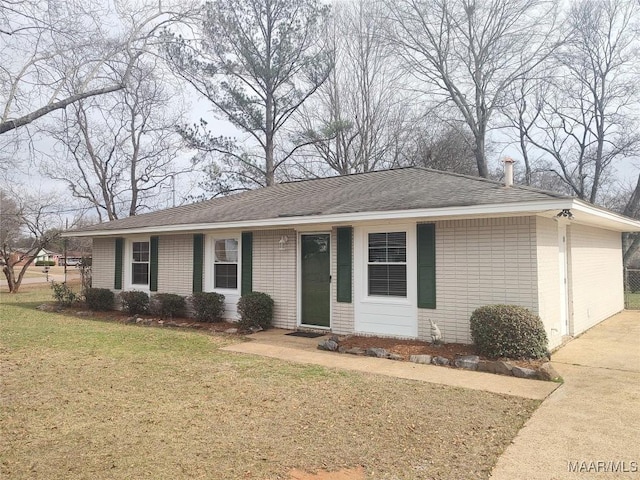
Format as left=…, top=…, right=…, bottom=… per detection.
left=0, top=285, right=539, bottom=479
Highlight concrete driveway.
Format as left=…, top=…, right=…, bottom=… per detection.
left=491, top=311, right=640, bottom=479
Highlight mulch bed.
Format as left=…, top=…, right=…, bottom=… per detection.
left=336, top=335, right=547, bottom=370
left=55, top=303, right=239, bottom=333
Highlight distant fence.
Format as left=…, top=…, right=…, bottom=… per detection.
left=624, top=268, right=640, bottom=309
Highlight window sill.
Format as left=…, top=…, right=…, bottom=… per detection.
left=361, top=296, right=411, bottom=306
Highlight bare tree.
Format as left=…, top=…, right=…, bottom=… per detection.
left=0, top=189, right=65, bottom=293
left=386, top=0, right=560, bottom=178
left=519, top=0, right=640, bottom=204
left=292, top=0, right=414, bottom=178
left=0, top=0, right=195, bottom=136
left=405, top=123, right=479, bottom=175
left=165, top=0, right=332, bottom=194
left=43, top=60, right=189, bottom=221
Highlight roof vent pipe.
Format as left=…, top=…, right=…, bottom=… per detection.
left=503, top=157, right=515, bottom=187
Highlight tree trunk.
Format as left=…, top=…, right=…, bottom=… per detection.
left=3, top=263, right=27, bottom=293
left=3, top=265, right=16, bottom=293
left=474, top=135, right=488, bottom=178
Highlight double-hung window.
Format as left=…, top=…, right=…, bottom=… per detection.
left=132, top=241, right=150, bottom=285
left=367, top=232, right=407, bottom=297
left=214, top=238, right=238, bottom=289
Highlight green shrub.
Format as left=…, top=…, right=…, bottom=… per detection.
left=191, top=292, right=225, bottom=322
left=84, top=288, right=114, bottom=311
left=151, top=293, right=186, bottom=319
left=50, top=281, right=77, bottom=306
left=237, top=292, right=274, bottom=330
left=120, top=290, right=150, bottom=315
left=470, top=304, right=548, bottom=359
left=36, top=260, right=56, bottom=267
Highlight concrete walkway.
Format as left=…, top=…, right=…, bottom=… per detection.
left=491, top=310, right=640, bottom=479
left=222, top=329, right=558, bottom=400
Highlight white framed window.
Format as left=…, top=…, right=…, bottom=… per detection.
left=213, top=238, right=238, bottom=289
left=367, top=232, right=407, bottom=297
left=131, top=240, right=150, bottom=286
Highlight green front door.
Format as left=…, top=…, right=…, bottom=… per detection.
left=301, top=234, right=331, bottom=327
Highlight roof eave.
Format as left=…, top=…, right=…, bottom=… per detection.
left=569, top=200, right=640, bottom=232
left=63, top=199, right=576, bottom=237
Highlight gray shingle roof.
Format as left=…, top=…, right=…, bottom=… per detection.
left=73, top=167, right=570, bottom=233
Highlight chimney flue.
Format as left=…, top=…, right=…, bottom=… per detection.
left=503, top=157, right=515, bottom=187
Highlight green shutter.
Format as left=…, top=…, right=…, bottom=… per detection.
left=192, top=234, right=204, bottom=293
left=336, top=227, right=352, bottom=303
left=241, top=232, right=253, bottom=295
left=417, top=223, right=436, bottom=309
left=149, top=236, right=159, bottom=292
left=114, top=238, right=124, bottom=290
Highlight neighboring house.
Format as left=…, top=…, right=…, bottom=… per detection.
left=64, top=168, right=640, bottom=349
left=34, top=249, right=60, bottom=265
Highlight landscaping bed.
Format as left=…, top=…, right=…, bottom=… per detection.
left=37, top=302, right=241, bottom=334
left=319, top=335, right=560, bottom=382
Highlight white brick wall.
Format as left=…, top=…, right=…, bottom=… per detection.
left=253, top=229, right=297, bottom=329
left=331, top=227, right=354, bottom=335
left=568, top=224, right=624, bottom=334
left=535, top=217, right=563, bottom=348
left=157, top=235, right=193, bottom=296
left=420, top=217, right=538, bottom=344
left=92, top=237, right=116, bottom=290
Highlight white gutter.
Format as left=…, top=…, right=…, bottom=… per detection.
left=63, top=198, right=577, bottom=237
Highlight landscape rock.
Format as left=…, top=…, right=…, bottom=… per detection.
left=432, top=356, right=450, bottom=366
left=537, top=362, right=562, bottom=382
left=409, top=354, right=432, bottom=365
left=365, top=347, right=389, bottom=358
left=343, top=347, right=366, bottom=356
left=75, top=311, right=93, bottom=317
left=329, top=335, right=340, bottom=343
left=224, top=328, right=238, bottom=334
left=317, top=339, right=339, bottom=351
left=454, top=355, right=480, bottom=370
left=388, top=353, right=404, bottom=361
left=512, top=365, right=538, bottom=379
left=249, top=325, right=263, bottom=333
left=125, top=316, right=137, bottom=324
left=37, top=304, right=60, bottom=312
left=477, top=360, right=514, bottom=376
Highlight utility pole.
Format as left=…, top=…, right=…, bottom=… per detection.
left=64, top=218, right=68, bottom=283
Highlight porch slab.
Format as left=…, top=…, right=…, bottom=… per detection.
left=221, top=329, right=559, bottom=400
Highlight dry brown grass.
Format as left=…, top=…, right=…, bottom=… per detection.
left=1, top=286, right=539, bottom=479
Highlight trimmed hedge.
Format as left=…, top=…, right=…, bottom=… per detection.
left=237, top=292, right=274, bottom=330
left=470, top=304, right=548, bottom=359
left=191, top=292, right=225, bottom=322
left=152, top=293, right=186, bottom=319
left=84, top=288, right=114, bottom=311
left=120, top=290, right=150, bottom=315
left=36, top=260, right=56, bottom=267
